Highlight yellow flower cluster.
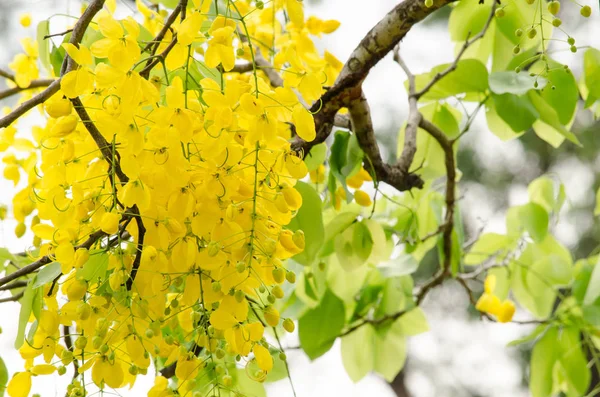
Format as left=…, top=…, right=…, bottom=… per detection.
left=3, top=0, right=341, bottom=395
left=475, top=274, right=516, bottom=323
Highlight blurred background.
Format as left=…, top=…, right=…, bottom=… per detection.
left=0, top=0, right=599, bottom=396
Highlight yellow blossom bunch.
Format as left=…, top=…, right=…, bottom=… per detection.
left=2, top=0, right=342, bottom=395
left=475, top=274, right=516, bottom=323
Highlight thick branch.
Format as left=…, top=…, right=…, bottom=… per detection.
left=348, top=90, right=423, bottom=191
left=293, top=0, right=456, bottom=158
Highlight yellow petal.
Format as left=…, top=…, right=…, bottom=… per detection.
left=210, top=308, right=239, bottom=330
left=7, top=372, right=32, bottom=397
left=292, top=107, right=316, bottom=142
left=253, top=344, right=273, bottom=372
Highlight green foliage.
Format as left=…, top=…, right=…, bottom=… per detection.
left=288, top=182, right=325, bottom=266
left=298, top=289, right=346, bottom=360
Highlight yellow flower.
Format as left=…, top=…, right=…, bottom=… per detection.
left=253, top=344, right=273, bottom=372
left=19, top=13, right=32, bottom=27
left=354, top=189, right=372, bottom=207
left=8, top=38, right=38, bottom=88
left=7, top=371, right=32, bottom=397
left=292, top=107, right=316, bottom=142
left=100, top=211, right=121, bottom=235
left=205, top=17, right=237, bottom=71
left=497, top=300, right=516, bottom=323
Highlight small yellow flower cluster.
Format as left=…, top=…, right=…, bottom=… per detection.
left=3, top=0, right=341, bottom=395
left=476, top=274, right=516, bottom=323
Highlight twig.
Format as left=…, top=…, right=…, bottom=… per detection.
left=418, top=118, right=455, bottom=274
left=0, top=80, right=61, bottom=128
left=0, top=229, right=107, bottom=288
left=63, top=325, right=80, bottom=381
left=0, top=280, right=28, bottom=291
left=142, top=0, right=183, bottom=54
left=393, top=45, right=422, bottom=174
left=414, top=2, right=497, bottom=100
left=70, top=97, right=129, bottom=184
left=0, top=69, right=15, bottom=81
left=0, top=291, right=24, bottom=303
left=0, top=78, right=56, bottom=101
left=125, top=207, right=146, bottom=290
left=43, top=29, right=73, bottom=40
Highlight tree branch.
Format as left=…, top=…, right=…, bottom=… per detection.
left=0, top=0, right=105, bottom=129
left=293, top=0, right=456, bottom=163
left=0, top=78, right=56, bottom=101
left=0, top=280, right=28, bottom=291
left=414, top=2, right=496, bottom=99
left=393, top=46, right=421, bottom=174
left=348, top=90, right=423, bottom=191
left=0, top=291, right=24, bottom=303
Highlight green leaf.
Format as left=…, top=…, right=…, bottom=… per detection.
left=0, top=356, right=6, bottom=397
left=50, top=44, right=66, bottom=77
left=518, top=203, right=549, bottom=243
left=394, top=308, right=429, bottom=336
left=584, top=48, right=600, bottom=98
left=327, top=256, right=371, bottom=302
left=528, top=92, right=581, bottom=146
left=287, top=182, right=324, bottom=266
left=583, top=256, right=600, bottom=305
left=595, top=187, right=600, bottom=216
left=77, top=251, right=109, bottom=281
left=489, top=71, right=546, bottom=95
left=410, top=59, right=489, bottom=100
left=335, top=226, right=367, bottom=272
left=324, top=211, right=358, bottom=242
left=15, top=281, right=35, bottom=349
left=377, top=255, right=418, bottom=277
left=352, top=221, right=373, bottom=262
left=489, top=266, right=510, bottom=300
left=304, top=142, right=327, bottom=172
left=540, top=64, right=578, bottom=125
left=341, top=324, right=376, bottom=382
left=329, top=131, right=353, bottom=201
left=375, top=276, right=411, bottom=317
left=464, top=233, right=515, bottom=265
left=526, top=255, right=572, bottom=294
left=557, top=328, right=591, bottom=396
left=299, top=289, right=345, bottom=360
left=485, top=99, right=525, bottom=141
left=528, top=176, right=560, bottom=213
left=492, top=93, right=539, bottom=132
left=0, top=248, right=16, bottom=269
left=448, top=0, right=491, bottom=42
left=36, top=20, right=51, bottom=74
left=507, top=324, right=547, bottom=347
left=235, top=368, right=266, bottom=397
left=373, top=318, right=408, bottom=382
left=342, top=134, right=364, bottom=177
left=530, top=327, right=558, bottom=397
left=33, top=262, right=62, bottom=288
